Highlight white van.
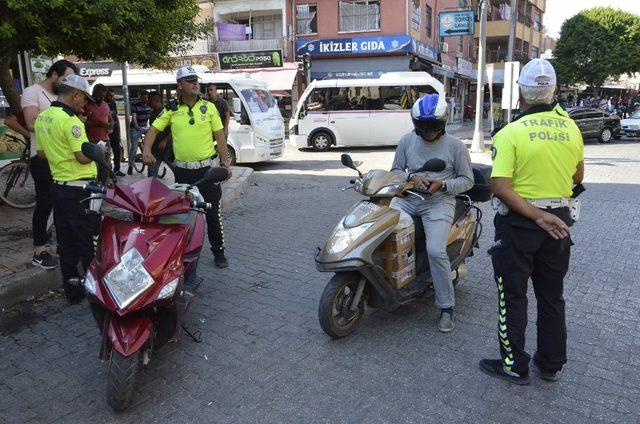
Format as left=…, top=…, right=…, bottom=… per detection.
left=289, top=72, right=445, bottom=151
left=93, top=69, right=285, bottom=164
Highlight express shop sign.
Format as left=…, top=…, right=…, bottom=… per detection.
left=296, top=35, right=412, bottom=57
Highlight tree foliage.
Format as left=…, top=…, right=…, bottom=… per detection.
left=0, top=0, right=210, bottom=113
left=553, top=7, right=640, bottom=89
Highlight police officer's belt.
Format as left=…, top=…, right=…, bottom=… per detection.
left=53, top=179, right=94, bottom=187
left=174, top=158, right=214, bottom=169
left=524, top=198, right=570, bottom=208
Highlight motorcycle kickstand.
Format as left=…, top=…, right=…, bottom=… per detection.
left=181, top=324, right=202, bottom=343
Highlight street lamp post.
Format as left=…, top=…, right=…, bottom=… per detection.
left=471, top=0, right=488, bottom=153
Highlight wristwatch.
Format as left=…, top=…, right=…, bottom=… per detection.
left=440, top=181, right=447, bottom=192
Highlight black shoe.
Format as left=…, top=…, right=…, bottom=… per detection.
left=479, top=359, right=530, bottom=385
left=115, top=171, right=126, bottom=177
left=63, top=278, right=85, bottom=304
left=32, top=251, right=58, bottom=270
left=213, top=252, right=228, bottom=268
left=532, top=356, right=562, bottom=382
left=127, top=168, right=133, bottom=176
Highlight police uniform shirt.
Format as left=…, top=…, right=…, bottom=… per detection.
left=34, top=101, right=97, bottom=182
left=151, top=97, right=223, bottom=163
left=491, top=104, right=584, bottom=199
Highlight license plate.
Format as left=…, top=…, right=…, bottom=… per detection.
left=271, top=147, right=282, bottom=156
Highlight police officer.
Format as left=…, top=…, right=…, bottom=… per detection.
left=34, top=75, right=100, bottom=303
left=142, top=67, right=231, bottom=269
left=479, top=59, right=584, bottom=384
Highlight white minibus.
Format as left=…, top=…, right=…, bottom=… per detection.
left=93, top=69, right=285, bottom=164
left=289, top=72, right=445, bottom=151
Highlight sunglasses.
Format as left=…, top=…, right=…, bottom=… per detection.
left=187, top=110, right=194, bottom=125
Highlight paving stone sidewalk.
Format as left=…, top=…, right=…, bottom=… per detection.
left=1, top=137, right=639, bottom=422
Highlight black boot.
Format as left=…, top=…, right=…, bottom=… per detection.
left=479, top=359, right=530, bottom=385
left=213, top=250, right=228, bottom=268
left=63, top=278, right=86, bottom=304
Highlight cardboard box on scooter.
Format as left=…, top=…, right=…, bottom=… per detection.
left=389, top=262, right=416, bottom=289
left=384, top=246, right=415, bottom=272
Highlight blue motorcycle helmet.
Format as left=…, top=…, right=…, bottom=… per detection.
left=411, top=93, right=449, bottom=139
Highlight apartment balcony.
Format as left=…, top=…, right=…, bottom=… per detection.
left=209, top=38, right=284, bottom=53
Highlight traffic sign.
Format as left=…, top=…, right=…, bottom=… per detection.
left=438, top=10, right=475, bottom=37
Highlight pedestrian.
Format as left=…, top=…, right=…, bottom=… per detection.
left=480, top=59, right=584, bottom=385
left=127, top=90, right=151, bottom=174
left=33, top=74, right=100, bottom=303
left=4, top=112, right=30, bottom=141
left=205, top=83, right=231, bottom=140
left=21, top=59, right=78, bottom=270
left=105, top=88, right=125, bottom=176
left=83, top=84, right=112, bottom=183
left=146, top=91, right=172, bottom=177
left=142, top=67, right=232, bottom=270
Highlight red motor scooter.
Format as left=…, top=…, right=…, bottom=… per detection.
left=79, top=143, right=228, bottom=411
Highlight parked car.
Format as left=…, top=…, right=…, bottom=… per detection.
left=620, top=110, right=640, bottom=137
left=567, top=107, right=621, bottom=143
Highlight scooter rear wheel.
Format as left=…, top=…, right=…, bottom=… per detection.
left=107, top=349, right=141, bottom=411
left=318, top=272, right=366, bottom=339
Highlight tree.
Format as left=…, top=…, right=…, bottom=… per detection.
left=0, top=0, right=211, bottom=114
left=553, top=7, right=640, bottom=90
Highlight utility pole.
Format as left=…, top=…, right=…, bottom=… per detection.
left=506, top=0, right=517, bottom=123
left=122, top=62, right=132, bottom=165
left=507, top=0, right=517, bottom=62
left=471, top=0, right=488, bottom=153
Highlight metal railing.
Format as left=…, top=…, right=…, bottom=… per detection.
left=209, top=38, right=283, bottom=53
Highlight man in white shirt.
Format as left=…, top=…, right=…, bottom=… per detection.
left=21, top=59, right=78, bottom=269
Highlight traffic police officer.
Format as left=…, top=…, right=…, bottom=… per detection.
left=142, top=66, right=231, bottom=269
left=34, top=75, right=100, bottom=303
left=479, top=59, right=584, bottom=385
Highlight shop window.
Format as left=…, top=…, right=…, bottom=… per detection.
left=531, top=46, right=539, bottom=59
left=411, top=0, right=420, bottom=31
left=297, top=4, right=317, bottom=34
left=339, top=0, right=381, bottom=32
left=426, top=5, right=433, bottom=38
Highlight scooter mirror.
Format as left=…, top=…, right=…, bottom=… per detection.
left=81, top=142, right=105, bottom=164
left=417, top=158, right=446, bottom=173
left=194, top=166, right=229, bottom=186
left=341, top=154, right=355, bottom=169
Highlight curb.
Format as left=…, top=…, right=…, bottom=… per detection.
left=0, top=166, right=255, bottom=310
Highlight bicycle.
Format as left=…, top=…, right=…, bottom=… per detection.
left=130, top=130, right=167, bottom=178
left=0, top=135, right=36, bottom=208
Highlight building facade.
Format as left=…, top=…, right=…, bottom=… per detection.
left=293, top=0, right=478, bottom=122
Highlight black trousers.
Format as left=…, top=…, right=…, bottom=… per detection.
left=51, top=184, right=100, bottom=282
left=29, top=156, right=53, bottom=247
left=109, top=131, right=122, bottom=172
left=489, top=209, right=572, bottom=375
left=173, top=166, right=224, bottom=253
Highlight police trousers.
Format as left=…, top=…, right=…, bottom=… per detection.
left=489, top=209, right=572, bottom=375
left=29, top=156, right=53, bottom=247
left=173, top=166, right=224, bottom=253
left=51, top=184, right=100, bottom=283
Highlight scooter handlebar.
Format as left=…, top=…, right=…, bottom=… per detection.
left=82, top=184, right=107, bottom=195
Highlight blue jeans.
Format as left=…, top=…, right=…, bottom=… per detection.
left=128, top=127, right=148, bottom=169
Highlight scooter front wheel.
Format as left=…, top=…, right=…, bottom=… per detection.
left=107, top=349, right=141, bottom=411
left=318, top=272, right=366, bottom=339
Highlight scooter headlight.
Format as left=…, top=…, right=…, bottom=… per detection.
left=104, top=248, right=155, bottom=310
left=327, top=222, right=374, bottom=254
left=84, top=271, right=97, bottom=295
left=157, top=277, right=179, bottom=300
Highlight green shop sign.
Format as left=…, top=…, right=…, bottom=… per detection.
left=218, top=50, right=283, bottom=69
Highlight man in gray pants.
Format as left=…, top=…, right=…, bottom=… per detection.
left=391, top=93, right=473, bottom=332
